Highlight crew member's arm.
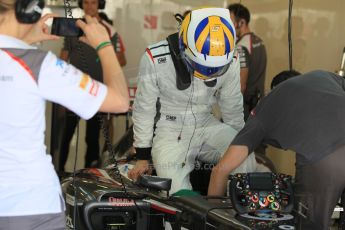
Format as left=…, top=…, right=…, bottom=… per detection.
left=77, top=16, right=129, bottom=113
left=240, top=68, right=248, bottom=93
left=208, top=116, right=266, bottom=195
left=128, top=51, right=159, bottom=180
left=208, top=145, right=249, bottom=196
left=218, top=55, right=245, bottom=131
left=237, top=45, right=249, bottom=94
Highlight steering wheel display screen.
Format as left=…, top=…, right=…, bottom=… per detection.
left=249, top=173, right=274, bottom=190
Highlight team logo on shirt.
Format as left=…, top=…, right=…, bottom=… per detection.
left=79, top=74, right=100, bottom=96
left=158, top=57, right=167, bottom=64
left=79, top=74, right=90, bottom=90
left=89, top=80, right=100, bottom=96
left=166, top=115, right=176, bottom=121
left=56, top=59, right=64, bottom=69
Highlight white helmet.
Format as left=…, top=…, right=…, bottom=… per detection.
left=179, top=8, right=236, bottom=81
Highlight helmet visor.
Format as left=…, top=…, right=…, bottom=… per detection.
left=186, top=57, right=230, bottom=80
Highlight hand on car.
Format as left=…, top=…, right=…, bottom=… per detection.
left=128, top=160, right=152, bottom=181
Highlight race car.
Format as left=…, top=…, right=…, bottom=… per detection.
left=61, top=166, right=251, bottom=230
left=61, top=124, right=297, bottom=230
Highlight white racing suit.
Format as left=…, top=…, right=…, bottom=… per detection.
left=133, top=39, right=257, bottom=193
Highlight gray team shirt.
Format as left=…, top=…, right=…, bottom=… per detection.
left=237, top=32, right=267, bottom=97
left=231, top=70, right=345, bottom=166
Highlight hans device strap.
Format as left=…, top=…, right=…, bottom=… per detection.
left=167, top=33, right=217, bottom=90
left=167, top=33, right=191, bottom=91
left=15, top=0, right=44, bottom=24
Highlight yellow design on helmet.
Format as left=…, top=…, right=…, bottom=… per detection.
left=178, top=8, right=236, bottom=80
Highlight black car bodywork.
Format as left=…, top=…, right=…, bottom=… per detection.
left=61, top=167, right=252, bottom=230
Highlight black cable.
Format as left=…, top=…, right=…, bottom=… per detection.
left=178, top=75, right=194, bottom=141
left=61, top=2, right=80, bottom=229
left=98, top=114, right=145, bottom=218
left=181, top=76, right=197, bottom=168
left=179, top=75, right=216, bottom=174
left=72, top=120, right=79, bottom=229
left=98, top=115, right=127, bottom=194
left=288, top=0, right=294, bottom=71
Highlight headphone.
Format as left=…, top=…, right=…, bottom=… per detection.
left=15, top=0, right=44, bottom=24
left=78, top=0, right=106, bottom=10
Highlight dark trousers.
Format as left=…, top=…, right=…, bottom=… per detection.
left=59, top=113, right=100, bottom=171
left=294, top=145, right=345, bottom=230
left=243, top=93, right=260, bottom=121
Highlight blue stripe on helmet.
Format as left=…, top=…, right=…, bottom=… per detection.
left=201, top=34, right=211, bottom=55
left=223, top=32, right=230, bottom=54
left=220, top=17, right=235, bottom=49
left=194, top=17, right=209, bottom=47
